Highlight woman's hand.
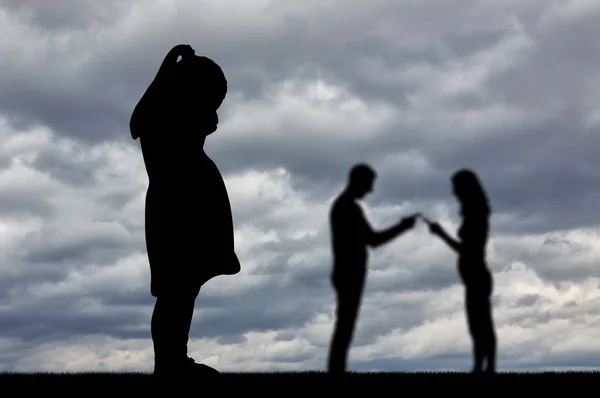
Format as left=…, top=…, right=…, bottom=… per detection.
left=426, top=220, right=461, bottom=253
left=421, top=215, right=443, bottom=236
left=426, top=220, right=443, bottom=236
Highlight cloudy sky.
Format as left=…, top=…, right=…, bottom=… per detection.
left=1, top=0, right=600, bottom=373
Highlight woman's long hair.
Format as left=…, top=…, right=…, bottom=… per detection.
left=451, top=169, right=491, bottom=218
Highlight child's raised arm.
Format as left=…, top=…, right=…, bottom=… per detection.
left=129, top=44, right=195, bottom=140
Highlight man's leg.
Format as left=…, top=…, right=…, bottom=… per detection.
left=328, top=283, right=363, bottom=374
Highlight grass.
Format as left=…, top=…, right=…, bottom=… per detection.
left=1, top=371, right=599, bottom=392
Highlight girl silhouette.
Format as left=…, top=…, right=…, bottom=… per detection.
left=424, top=169, right=496, bottom=374
left=130, top=44, right=238, bottom=377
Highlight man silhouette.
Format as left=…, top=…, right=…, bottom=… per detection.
left=328, top=163, right=417, bottom=374
left=129, top=44, right=240, bottom=377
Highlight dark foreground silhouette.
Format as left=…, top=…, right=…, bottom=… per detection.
left=328, top=164, right=418, bottom=374
left=422, top=169, right=497, bottom=374
left=129, top=44, right=240, bottom=377
left=1, top=371, right=598, bottom=392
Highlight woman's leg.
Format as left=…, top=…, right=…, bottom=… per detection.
left=465, top=291, right=485, bottom=373
left=485, top=313, right=497, bottom=373
left=483, top=274, right=497, bottom=373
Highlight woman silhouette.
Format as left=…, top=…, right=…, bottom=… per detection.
left=424, top=169, right=496, bottom=374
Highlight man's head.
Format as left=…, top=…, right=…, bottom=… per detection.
left=174, top=55, right=228, bottom=136
left=347, top=163, right=376, bottom=199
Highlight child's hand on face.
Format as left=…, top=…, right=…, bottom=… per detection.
left=172, top=44, right=195, bottom=60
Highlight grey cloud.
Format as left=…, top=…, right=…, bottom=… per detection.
left=0, top=0, right=130, bottom=31
left=2, top=0, right=594, bottom=240
left=0, top=189, right=55, bottom=220
left=398, top=265, right=458, bottom=293
left=514, top=294, right=544, bottom=308
left=18, top=221, right=135, bottom=266
left=0, top=300, right=151, bottom=342
left=31, top=146, right=106, bottom=188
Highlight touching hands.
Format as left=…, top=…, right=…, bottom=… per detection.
left=397, top=212, right=446, bottom=236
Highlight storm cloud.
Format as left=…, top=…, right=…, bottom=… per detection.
left=0, top=0, right=599, bottom=372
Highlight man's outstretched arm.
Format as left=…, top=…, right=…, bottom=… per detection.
left=362, top=212, right=417, bottom=248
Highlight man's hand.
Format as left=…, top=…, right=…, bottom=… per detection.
left=399, top=213, right=419, bottom=230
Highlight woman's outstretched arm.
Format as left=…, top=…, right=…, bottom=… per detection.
left=427, top=221, right=461, bottom=254
left=435, top=227, right=461, bottom=254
